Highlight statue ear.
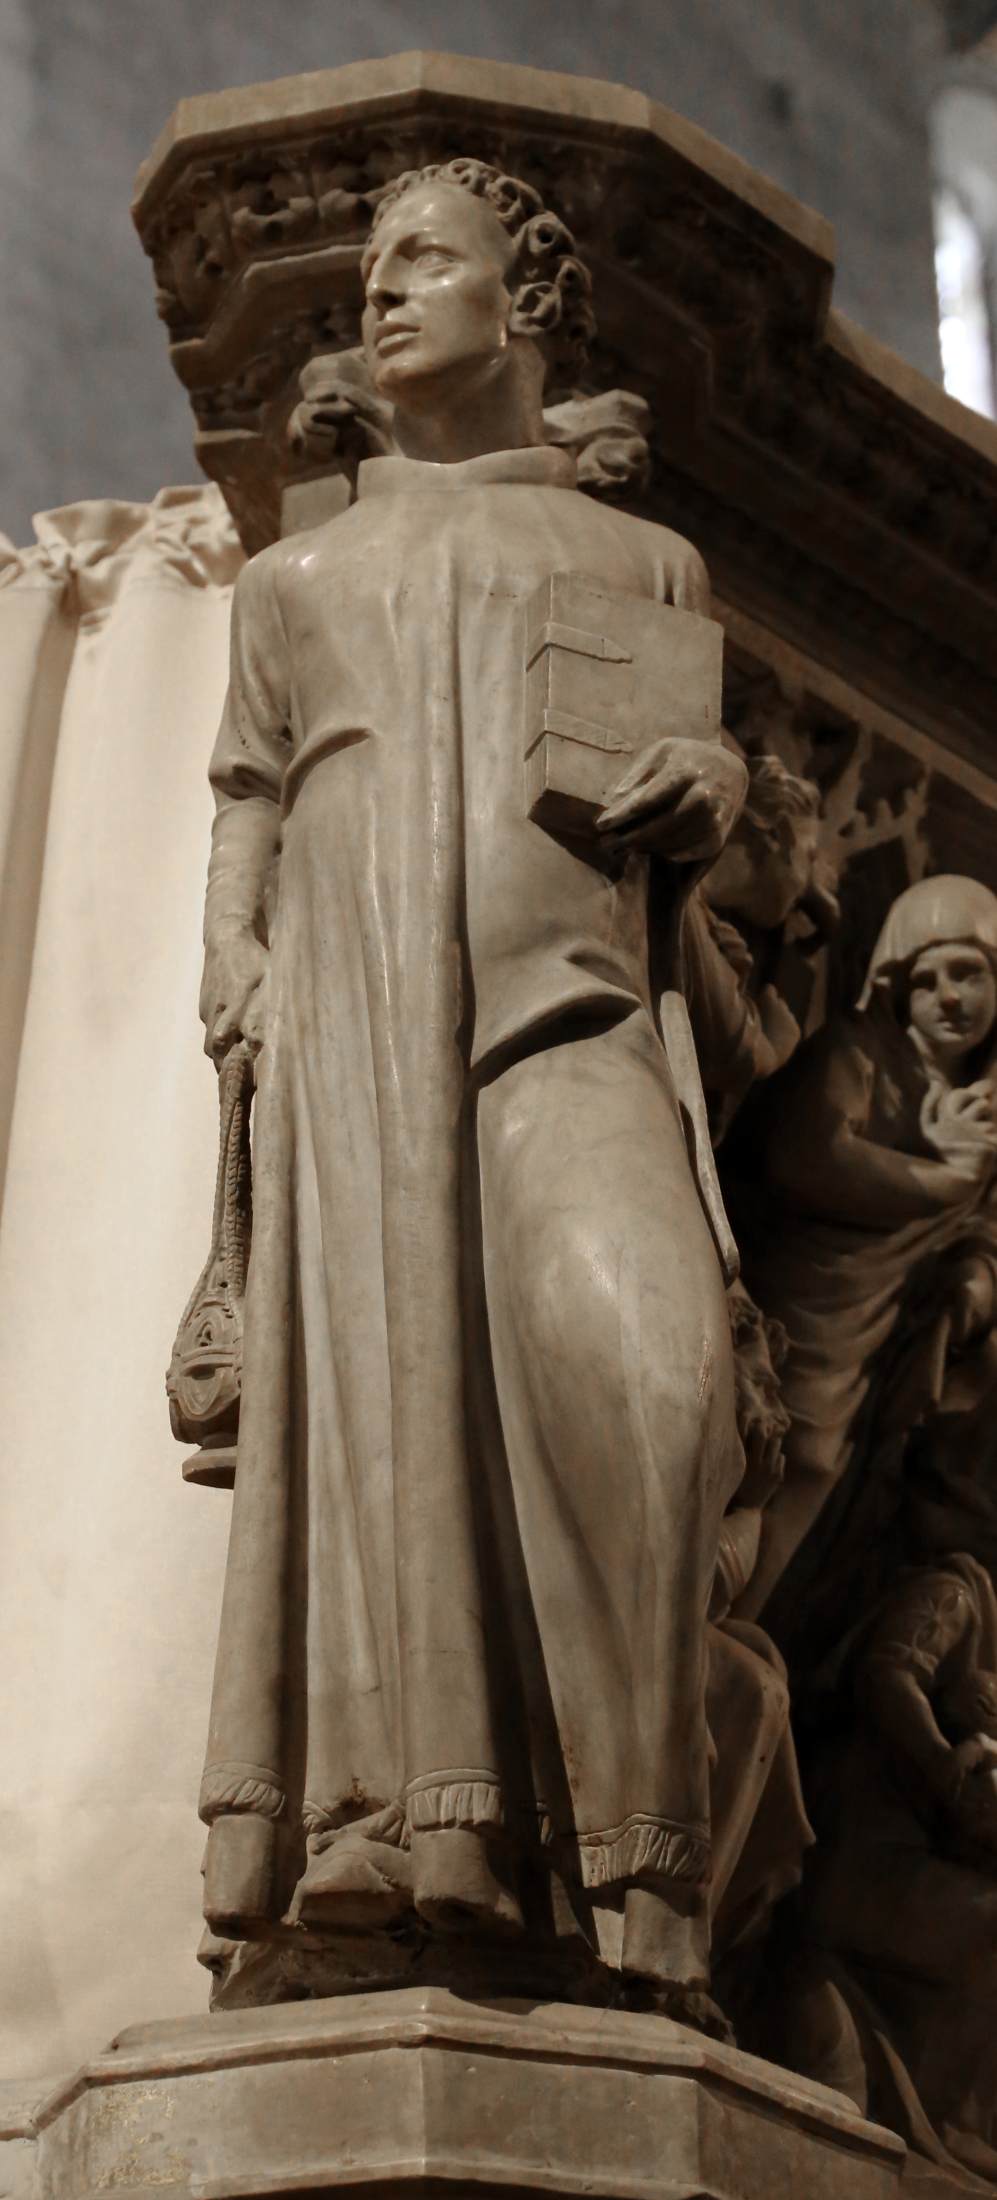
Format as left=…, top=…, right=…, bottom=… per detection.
left=507, top=279, right=562, bottom=343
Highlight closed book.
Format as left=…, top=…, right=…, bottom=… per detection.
left=524, top=572, right=723, bottom=836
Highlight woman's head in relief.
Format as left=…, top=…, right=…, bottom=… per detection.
left=361, top=158, right=594, bottom=411
left=907, top=943, right=997, bottom=1067
left=860, top=874, right=997, bottom=1070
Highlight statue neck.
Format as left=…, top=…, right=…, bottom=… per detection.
left=391, top=343, right=547, bottom=465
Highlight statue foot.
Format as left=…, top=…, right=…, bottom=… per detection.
left=203, top=1812, right=280, bottom=1937
left=412, top=1827, right=524, bottom=1937
left=288, top=1829, right=414, bottom=1930
left=622, top=1880, right=710, bottom=1992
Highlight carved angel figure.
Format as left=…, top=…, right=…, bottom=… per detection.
left=736, top=874, right=997, bottom=1622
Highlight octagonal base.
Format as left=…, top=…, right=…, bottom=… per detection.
left=6, top=1987, right=909, bottom=2200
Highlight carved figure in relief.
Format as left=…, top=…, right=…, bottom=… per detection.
left=705, top=1280, right=813, bottom=1970
left=734, top=874, right=997, bottom=1623
left=196, top=158, right=747, bottom=2015
left=684, top=750, right=836, bottom=1140
left=781, top=1553, right=997, bottom=2189
left=734, top=1087, right=997, bottom=2182
left=681, top=771, right=825, bottom=1976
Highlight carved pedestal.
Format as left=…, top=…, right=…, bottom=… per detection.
left=7, top=1989, right=906, bottom=2200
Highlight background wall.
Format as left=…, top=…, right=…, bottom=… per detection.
left=1, top=0, right=947, bottom=546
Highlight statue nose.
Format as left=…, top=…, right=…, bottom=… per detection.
left=367, top=268, right=406, bottom=309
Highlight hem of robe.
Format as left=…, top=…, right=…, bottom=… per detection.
left=306, top=1799, right=711, bottom=1891
left=203, top=1764, right=711, bottom=1894
left=199, top=1760, right=285, bottom=1820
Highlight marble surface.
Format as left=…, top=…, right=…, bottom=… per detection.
left=6, top=1989, right=908, bottom=2200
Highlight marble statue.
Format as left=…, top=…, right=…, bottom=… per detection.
left=734, top=874, right=997, bottom=1622
left=196, top=158, right=747, bottom=2018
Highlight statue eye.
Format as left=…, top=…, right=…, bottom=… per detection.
left=416, top=247, right=455, bottom=270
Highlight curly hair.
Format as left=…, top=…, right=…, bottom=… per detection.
left=369, top=156, right=596, bottom=380
left=741, top=754, right=820, bottom=846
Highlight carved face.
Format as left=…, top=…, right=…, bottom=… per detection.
left=706, top=811, right=821, bottom=930
left=907, top=942, right=997, bottom=1063
left=361, top=181, right=517, bottom=409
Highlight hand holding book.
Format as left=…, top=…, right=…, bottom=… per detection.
left=523, top=573, right=743, bottom=854
left=596, top=735, right=747, bottom=862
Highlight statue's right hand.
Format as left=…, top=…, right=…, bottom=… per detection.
left=923, top=1080, right=997, bottom=1186
left=200, top=928, right=270, bottom=1062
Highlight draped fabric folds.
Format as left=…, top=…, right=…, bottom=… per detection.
left=198, top=451, right=740, bottom=1955
left=0, top=487, right=244, bottom=2078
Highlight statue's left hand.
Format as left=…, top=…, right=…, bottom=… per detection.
left=597, top=737, right=747, bottom=862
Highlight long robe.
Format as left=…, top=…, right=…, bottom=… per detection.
left=198, top=445, right=738, bottom=1940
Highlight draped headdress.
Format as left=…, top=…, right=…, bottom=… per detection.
left=858, top=874, right=997, bottom=1010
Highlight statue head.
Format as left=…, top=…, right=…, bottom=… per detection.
left=907, top=941, right=997, bottom=1067
left=360, top=158, right=594, bottom=431
left=860, top=874, right=997, bottom=1068
left=704, top=752, right=830, bottom=932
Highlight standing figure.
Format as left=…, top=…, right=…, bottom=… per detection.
left=197, top=158, right=746, bottom=2015
left=737, top=874, right=997, bottom=1623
